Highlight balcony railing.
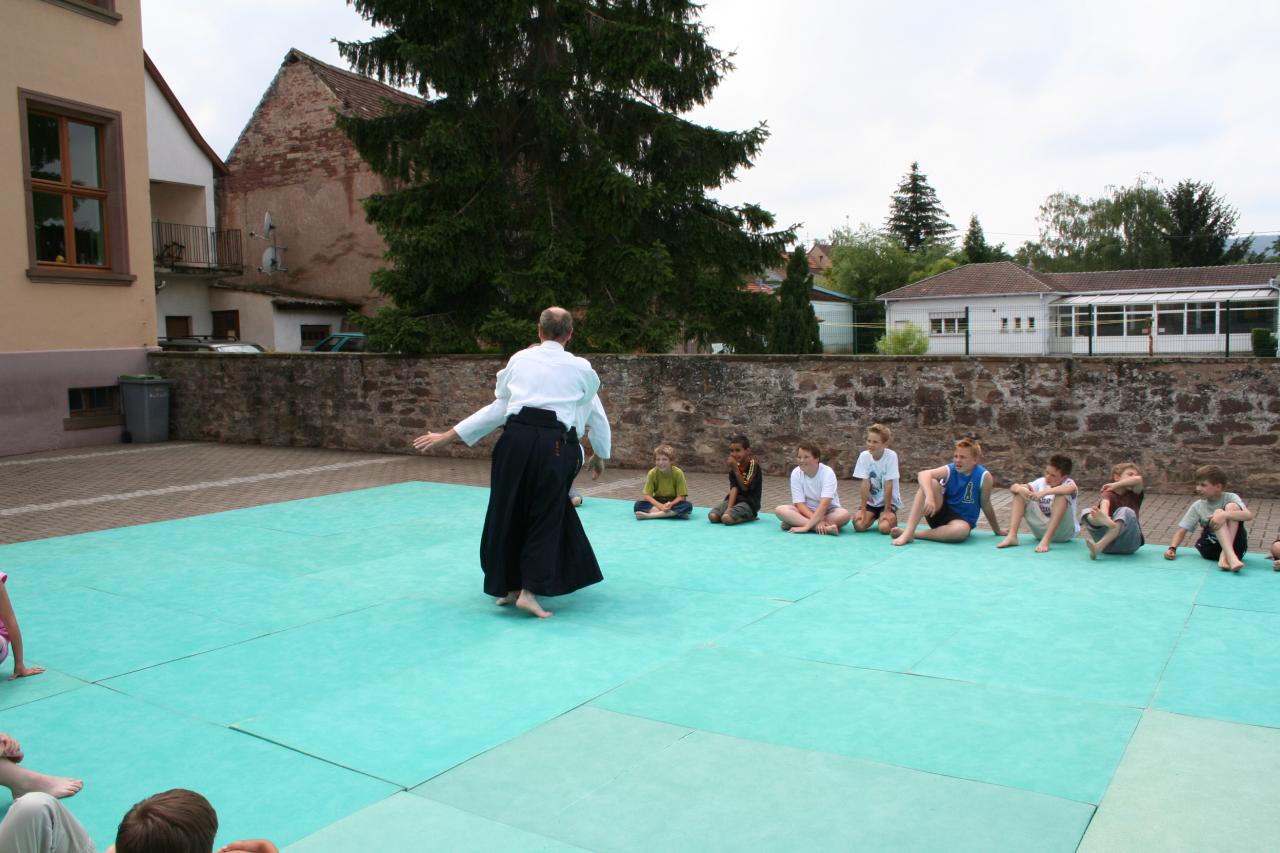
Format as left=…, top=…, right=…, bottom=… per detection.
left=153, top=221, right=243, bottom=273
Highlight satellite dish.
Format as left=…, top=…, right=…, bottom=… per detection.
left=263, top=211, right=275, bottom=234
left=260, top=246, right=278, bottom=274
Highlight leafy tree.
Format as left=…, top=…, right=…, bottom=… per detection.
left=768, top=247, right=822, bottom=353
left=1035, top=177, right=1171, bottom=271
left=960, top=215, right=1010, bottom=264
left=336, top=1, right=792, bottom=354
left=826, top=224, right=915, bottom=301
left=1245, top=236, right=1280, bottom=264
left=908, top=255, right=958, bottom=283
left=1163, top=180, right=1248, bottom=266
left=885, top=161, right=954, bottom=252
left=875, top=322, right=929, bottom=355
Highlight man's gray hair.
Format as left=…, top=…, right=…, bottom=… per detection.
left=539, top=307, right=573, bottom=340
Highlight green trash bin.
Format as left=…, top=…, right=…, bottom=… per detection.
left=118, top=376, right=174, bottom=443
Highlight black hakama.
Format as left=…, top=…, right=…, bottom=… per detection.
left=480, top=407, right=603, bottom=597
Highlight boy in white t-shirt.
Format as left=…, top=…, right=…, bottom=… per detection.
left=997, top=454, right=1079, bottom=552
left=851, top=423, right=901, bottom=535
left=775, top=443, right=852, bottom=535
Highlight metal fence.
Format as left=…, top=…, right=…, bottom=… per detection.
left=832, top=299, right=1279, bottom=356
left=153, top=221, right=243, bottom=272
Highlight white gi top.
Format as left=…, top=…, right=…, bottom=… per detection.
left=454, top=340, right=611, bottom=458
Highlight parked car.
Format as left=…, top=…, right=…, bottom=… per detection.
left=309, top=332, right=368, bottom=352
left=158, top=336, right=265, bottom=353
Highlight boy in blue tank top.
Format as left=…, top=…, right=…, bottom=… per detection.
left=891, top=438, right=1003, bottom=546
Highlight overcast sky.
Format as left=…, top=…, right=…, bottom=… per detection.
left=142, top=0, right=1280, bottom=251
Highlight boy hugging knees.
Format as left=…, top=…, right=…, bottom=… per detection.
left=891, top=438, right=1002, bottom=546
left=709, top=435, right=762, bottom=525
left=1166, top=464, right=1254, bottom=572
left=997, top=453, right=1080, bottom=553
left=635, top=443, right=693, bottom=519
left=775, top=443, right=851, bottom=535
left=851, top=423, right=901, bottom=535
left=1081, top=462, right=1145, bottom=559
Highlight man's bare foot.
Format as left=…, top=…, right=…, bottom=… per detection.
left=495, top=592, right=518, bottom=606
left=1086, top=539, right=1101, bottom=560
left=5, top=765, right=84, bottom=799
left=515, top=590, right=552, bottom=618
left=996, top=536, right=1019, bottom=549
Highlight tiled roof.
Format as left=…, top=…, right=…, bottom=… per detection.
left=880, top=261, right=1280, bottom=300
left=879, top=262, right=1057, bottom=300
left=286, top=49, right=424, bottom=118
left=1045, top=264, right=1280, bottom=293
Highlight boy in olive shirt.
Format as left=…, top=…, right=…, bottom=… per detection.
left=635, top=443, right=693, bottom=519
left=709, top=435, right=762, bottom=525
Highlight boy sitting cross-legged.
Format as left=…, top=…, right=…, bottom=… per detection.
left=775, top=443, right=852, bottom=535
left=891, top=438, right=1002, bottom=546
left=996, top=453, right=1080, bottom=553
left=708, top=435, right=762, bottom=525
left=634, top=443, right=693, bottom=520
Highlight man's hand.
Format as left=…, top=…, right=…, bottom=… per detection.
left=586, top=454, right=604, bottom=480
left=413, top=429, right=457, bottom=452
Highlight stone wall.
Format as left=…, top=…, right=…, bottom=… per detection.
left=149, top=353, right=1280, bottom=496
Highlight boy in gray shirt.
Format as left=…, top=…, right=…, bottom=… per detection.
left=1165, top=464, right=1253, bottom=572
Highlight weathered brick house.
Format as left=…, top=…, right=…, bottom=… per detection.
left=218, top=49, right=424, bottom=336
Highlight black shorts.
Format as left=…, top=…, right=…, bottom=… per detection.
left=1195, top=524, right=1248, bottom=561
left=926, top=504, right=968, bottom=529
left=864, top=504, right=885, bottom=519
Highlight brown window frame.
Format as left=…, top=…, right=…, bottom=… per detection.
left=64, top=384, right=123, bottom=430
left=37, top=0, right=121, bottom=25
left=19, top=90, right=133, bottom=286
left=300, top=324, right=331, bottom=348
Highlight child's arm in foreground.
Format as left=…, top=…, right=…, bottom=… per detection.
left=1165, top=525, right=1191, bottom=559
left=881, top=479, right=897, bottom=526
left=916, top=465, right=949, bottom=515
left=725, top=485, right=739, bottom=509
left=1102, top=474, right=1144, bottom=494
left=1210, top=501, right=1254, bottom=528
left=981, top=472, right=1004, bottom=536
left=0, top=584, right=43, bottom=680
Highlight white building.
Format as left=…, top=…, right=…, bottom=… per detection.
left=880, top=261, right=1280, bottom=356
left=147, top=55, right=348, bottom=350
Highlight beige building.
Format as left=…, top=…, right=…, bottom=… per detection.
left=2, top=0, right=156, bottom=456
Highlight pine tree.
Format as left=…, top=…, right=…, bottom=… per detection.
left=1163, top=180, right=1245, bottom=267
left=769, top=247, right=822, bottom=354
left=885, top=162, right=954, bottom=252
left=336, top=1, right=791, bottom=353
left=960, top=215, right=1010, bottom=264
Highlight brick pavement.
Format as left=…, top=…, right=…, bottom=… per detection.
left=1, top=442, right=1277, bottom=555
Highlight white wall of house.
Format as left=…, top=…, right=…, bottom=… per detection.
left=155, top=276, right=213, bottom=336
left=145, top=72, right=215, bottom=227
left=273, top=309, right=349, bottom=352
left=209, top=290, right=277, bottom=350
left=813, top=300, right=853, bottom=353
left=886, top=294, right=1053, bottom=355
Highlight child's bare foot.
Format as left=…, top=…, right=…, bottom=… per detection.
left=1229, top=558, right=1244, bottom=573
left=1035, top=543, right=1050, bottom=553
left=515, top=590, right=552, bottom=618
left=570, top=495, right=583, bottom=507
left=996, top=536, right=1019, bottom=549
left=1273, top=559, right=1280, bottom=572
left=1086, top=539, right=1101, bottom=560
left=5, top=765, right=84, bottom=799
left=817, top=522, right=840, bottom=536
left=890, top=528, right=913, bottom=546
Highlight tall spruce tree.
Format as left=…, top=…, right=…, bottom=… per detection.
left=885, top=162, right=954, bottom=252
left=769, top=247, right=822, bottom=354
left=1163, top=179, right=1246, bottom=266
left=336, top=1, right=791, bottom=353
left=960, top=215, right=1008, bottom=264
